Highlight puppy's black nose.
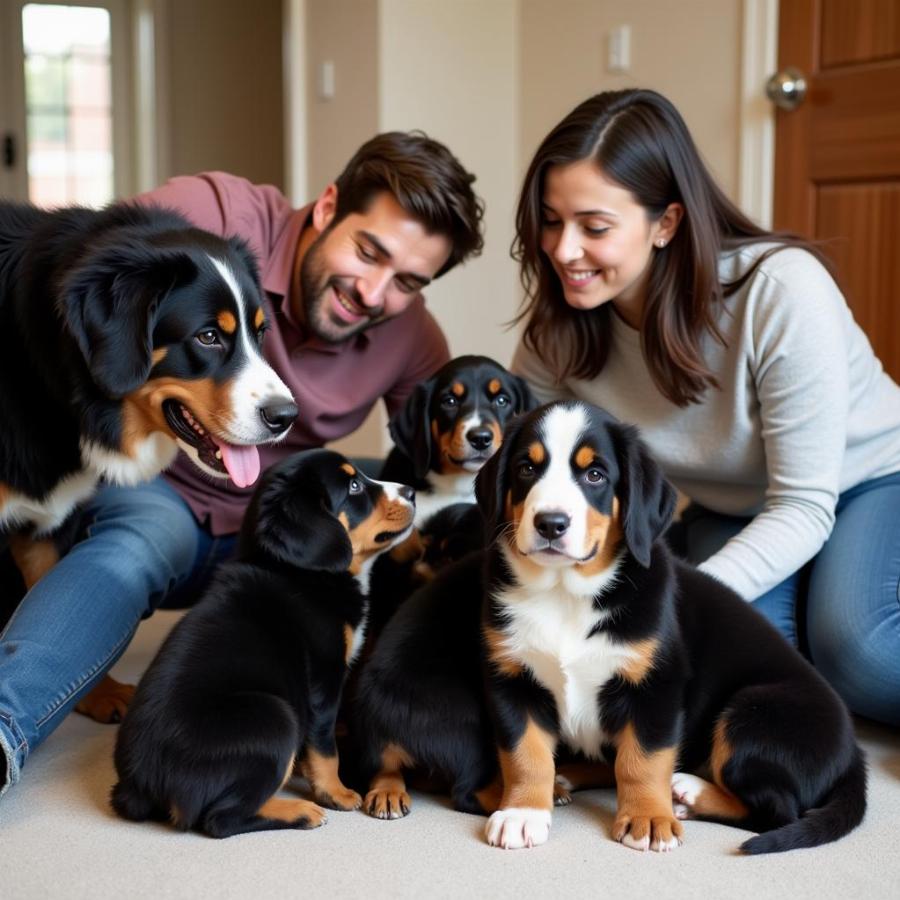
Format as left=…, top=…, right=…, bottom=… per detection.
left=399, top=484, right=415, bottom=503
left=534, top=511, right=570, bottom=540
left=260, top=400, right=298, bottom=435
left=466, top=426, right=493, bottom=451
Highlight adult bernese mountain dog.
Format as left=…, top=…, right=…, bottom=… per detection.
left=351, top=400, right=866, bottom=854
left=380, top=355, right=534, bottom=525
left=111, top=448, right=415, bottom=838
left=0, top=200, right=297, bottom=591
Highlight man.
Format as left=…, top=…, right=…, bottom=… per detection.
left=0, top=131, right=483, bottom=796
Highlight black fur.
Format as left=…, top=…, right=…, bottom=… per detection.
left=111, top=449, right=414, bottom=838
left=352, top=401, right=867, bottom=854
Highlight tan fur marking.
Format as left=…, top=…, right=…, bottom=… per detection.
left=488, top=378, right=502, bottom=395
left=474, top=775, right=503, bottom=813
left=682, top=717, right=748, bottom=820
left=388, top=529, right=424, bottom=564
left=254, top=307, right=265, bottom=330
left=343, top=623, right=355, bottom=664
left=257, top=797, right=327, bottom=826
left=498, top=718, right=556, bottom=811
left=528, top=442, right=545, bottom=464
left=345, top=493, right=414, bottom=574
left=151, top=347, right=167, bottom=366
left=578, top=496, right=623, bottom=577
left=8, top=533, right=59, bottom=589
left=436, top=421, right=472, bottom=474
left=618, top=637, right=660, bottom=686
left=613, top=722, right=682, bottom=846
left=451, top=381, right=465, bottom=397
left=217, top=310, right=237, bottom=334
left=302, top=749, right=361, bottom=810
left=574, top=445, right=595, bottom=469
left=483, top=624, right=524, bottom=678
left=340, top=463, right=356, bottom=476
left=487, top=420, right=502, bottom=449
left=365, top=744, right=414, bottom=818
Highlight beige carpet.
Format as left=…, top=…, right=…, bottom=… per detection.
left=2, top=608, right=899, bottom=900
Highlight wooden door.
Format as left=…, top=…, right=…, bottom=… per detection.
left=773, top=0, right=900, bottom=382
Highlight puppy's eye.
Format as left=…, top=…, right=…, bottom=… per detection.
left=196, top=329, right=220, bottom=347
left=517, top=462, right=535, bottom=479
left=585, top=468, right=606, bottom=484
left=493, top=394, right=510, bottom=407
left=349, top=478, right=363, bottom=495
left=440, top=395, right=459, bottom=409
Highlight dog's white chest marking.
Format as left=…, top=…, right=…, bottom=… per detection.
left=1, top=468, right=99, bottom=535
left=414, top=471, right=476, bottom=526
left=496, top=572, right=636, bottom=759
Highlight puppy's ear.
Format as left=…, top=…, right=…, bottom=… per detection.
left=508, top=374, right=537, bottom=414
left=241, top=463, right=353, bottom=573
left=388, top=379, right=436, bottom=479
left=62, top=243, right=196, bottom=398
left=475, top=413, right=526, bottom=537
left=609, top=423, right=676, bottom=568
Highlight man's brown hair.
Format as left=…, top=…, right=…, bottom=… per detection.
left=334, top=131, right=484, bottom=278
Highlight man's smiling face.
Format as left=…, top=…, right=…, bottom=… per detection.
left=296, top=188, right=452, bottom=344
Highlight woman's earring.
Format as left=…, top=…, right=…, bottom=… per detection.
left=656, top=239, right=667, bottom=248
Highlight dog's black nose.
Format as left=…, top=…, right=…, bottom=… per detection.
left=534, top=511, right=570, bottom=540
left=260, top=400, right=298, bottom=435
left=399, top=484, right=415, bottom=503
left=466, top=426, right=493, bottom=451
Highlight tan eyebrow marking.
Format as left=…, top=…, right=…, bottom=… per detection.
left=217, top=311, right=237, bottom=334
left=488, top=378, right=502, bottom=395
left=575, top=445, right=595, bottom=469
left=254, top=308, right=265, bottom=330
left=451, top=382, right=465, bottom=397
left=528, top=442, right=545, bottom=464
left=151, top=348, right=167, bottom=366
left=341, top=463, right=356, bottom=476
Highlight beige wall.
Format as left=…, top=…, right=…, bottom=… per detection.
left=520, top=0, right=743, bottom=197
left=162, top=0, right=284, bottom=187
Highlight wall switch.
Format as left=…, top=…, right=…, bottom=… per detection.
left=318, top=60, right=335, bottom=100
left=607, top=25, right=631, bottom=73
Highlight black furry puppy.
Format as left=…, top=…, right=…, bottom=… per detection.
left=111, top=449, right=415, bottom=838
left=380, top=355, right=534, bottom=525
left=353, top=401, right=866, bottom=856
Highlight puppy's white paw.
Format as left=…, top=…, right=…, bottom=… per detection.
left=485, top=808, right=551, bottom=849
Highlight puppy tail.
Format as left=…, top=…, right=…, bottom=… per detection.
left=740, top=746, right=867, bottom=854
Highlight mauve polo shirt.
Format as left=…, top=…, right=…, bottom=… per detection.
left=134, top=171, right=450, bottom=535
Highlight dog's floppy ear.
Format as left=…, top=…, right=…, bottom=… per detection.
left=475, top=412, right=527, bottom=537
left=609, top=422, right=676, bottom=568
left=388, top=378, right=437, bottom=479
left=241, top=460, right=353, bottom=573
left=508, top=374, right=538, bottom=414
left=62, top=242, right=196, bottom=398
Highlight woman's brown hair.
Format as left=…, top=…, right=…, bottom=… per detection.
left=514, top=89, right=825, bottom=406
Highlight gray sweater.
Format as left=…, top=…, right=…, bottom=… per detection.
left=512, top=244, right=900, bottom=600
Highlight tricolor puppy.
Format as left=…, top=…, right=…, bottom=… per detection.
left=112, top=449, right=415, bottom=838
left=477, top=401, right=865, bottom=853
left=0, top=200, right=296, bottom=593
left=380, top=355, right=534, bottom=525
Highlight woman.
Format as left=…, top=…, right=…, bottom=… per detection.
left=511, top=89, right=900, bottom=726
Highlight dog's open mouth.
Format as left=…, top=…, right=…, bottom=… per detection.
left=162, top=400, right=261, bottom=488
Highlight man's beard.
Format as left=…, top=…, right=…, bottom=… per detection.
left=299, top=231, right=384, bottom=344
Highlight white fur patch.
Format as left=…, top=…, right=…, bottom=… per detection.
left=485, top=807, right=551, bottom=849
left=80, top=434, right=179, bottom=487
left=414, top=470, right=476, bottom=526
left=0, top=468, right=99, bottom=535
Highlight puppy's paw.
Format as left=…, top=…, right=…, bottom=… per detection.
left=75, top=676, right=135, bottom=724
left=671, top=772, right=705, bottom=815
left=613, top=812, right=683, bottom=852
left=553, top=775, right=573, bottom=807
left=315, top=784, right=362, bottom=812
left=364, top=788, right=411, bottom=820
left=259, top=797, right=328, bottom=829
left=485, top=808, right=551, bottom=849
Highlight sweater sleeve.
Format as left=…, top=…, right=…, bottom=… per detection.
left=698, top=250, right=849, bottom=600
left=510, top=337, right=574, bottom=405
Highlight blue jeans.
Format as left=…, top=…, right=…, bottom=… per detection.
left=673, top=472, right=900, bottom=726
left=0, top=477, right=235, bottom=794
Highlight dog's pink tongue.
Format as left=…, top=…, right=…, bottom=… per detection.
left=216, top=440, right=261, bottom=488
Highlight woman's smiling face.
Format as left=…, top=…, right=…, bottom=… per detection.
left=540, top=159, right=676, bottom=326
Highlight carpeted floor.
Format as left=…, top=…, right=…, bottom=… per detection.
left=2, top=608, right=898, bottom=900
